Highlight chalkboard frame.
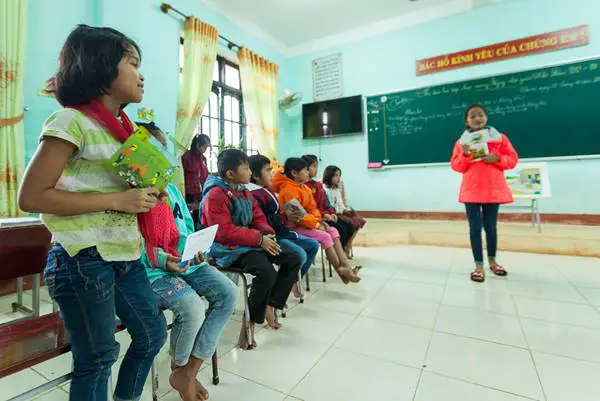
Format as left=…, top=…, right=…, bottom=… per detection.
left=363, top=55, right=600, bottom=170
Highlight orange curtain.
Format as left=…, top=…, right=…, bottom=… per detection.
left=238, top=48, right=279, bottom=161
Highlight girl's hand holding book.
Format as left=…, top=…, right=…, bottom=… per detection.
left=461, top=144, right=471, bottom=156
left=284, top=205, right=303, bottom=223
left=482, top=154, right=499, bottom=164
left=112, top=187, right=160, bottom=213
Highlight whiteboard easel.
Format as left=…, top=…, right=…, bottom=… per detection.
left=504, top=162, right=551, bottom=233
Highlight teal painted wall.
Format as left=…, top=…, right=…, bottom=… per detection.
left=279, top=0, right=600, bottom=214
left=23, top=0, right=285, bottom=163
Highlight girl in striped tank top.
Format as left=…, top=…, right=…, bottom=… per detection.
left=19, top=25, right=167, bottom=401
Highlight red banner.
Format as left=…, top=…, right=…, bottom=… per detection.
left=416, top=25, right=589, bottom=76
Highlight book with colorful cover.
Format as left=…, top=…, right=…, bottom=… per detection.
left=460, top=129, right=490, bottom=162
left=109, top=126, right=179, bottom=192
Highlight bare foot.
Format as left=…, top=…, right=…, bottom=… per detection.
left=353, top=265, right=362, bottom=277
left=195, top=379, right=209, bottom=400
left=336, top=267, right=361, bottom=284
left=169, top=367, right=203, bottom=401
left=291, top=282, right=303, bottom=300
left=265, top=306, right=282, bottom=330
left=238, top=320, right=256, bottom=350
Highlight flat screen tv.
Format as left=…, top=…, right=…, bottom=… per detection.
left=302, top=95, right=363, bottom=139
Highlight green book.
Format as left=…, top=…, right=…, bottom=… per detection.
left=108, top=126, right=179, bottom=192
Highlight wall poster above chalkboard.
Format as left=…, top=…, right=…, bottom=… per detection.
left=366, top=56, right=600, bottom=169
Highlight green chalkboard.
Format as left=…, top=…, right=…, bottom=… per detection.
left=366, top=57, right=600, bottom=168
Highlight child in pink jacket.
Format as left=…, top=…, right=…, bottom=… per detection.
left=451, top=104, right=519, bottom=282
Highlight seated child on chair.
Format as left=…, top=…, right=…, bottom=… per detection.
left=302, top=155, right=356, bottom=259
left=248, top=154, right=319, bottom=302
left=272, top=157, right=360, bottom=284
left=200, top=149, right=301, bottom=349
left=138, top=123, right=238, bottom=401
left=323, top=165, right=367, bottom=258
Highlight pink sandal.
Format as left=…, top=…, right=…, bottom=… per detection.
left=490, top=263, right=507, bottom=276
left=470, top=270, right=485, bottom=282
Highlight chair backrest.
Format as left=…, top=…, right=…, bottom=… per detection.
left=0, top=225, right=52, bottom=281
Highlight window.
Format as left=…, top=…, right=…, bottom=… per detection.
left=180, top=40, right=257, bottom=173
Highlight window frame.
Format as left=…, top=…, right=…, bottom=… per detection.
left=180, top=38, right=256, bottom=173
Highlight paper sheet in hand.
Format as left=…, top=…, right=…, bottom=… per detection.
left=181, top=224, right=219, bottom=262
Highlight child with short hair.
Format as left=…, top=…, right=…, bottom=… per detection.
left=248, top=154, right=319, bottom=301
left=18, top=25, right=166, bottom=401
left=451, top=104, right=519, bottom=282
left=323, top=165, right=367, bottom=257
left=272, top=158, right=360, bottom=284
left=200, top=149, right=301, bottom=349
left=302, top=155, right=356, bottom=257
left=138, top=123, right=237, bottom=401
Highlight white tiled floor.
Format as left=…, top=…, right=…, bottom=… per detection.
left=2, top=245, right=600, bottom=401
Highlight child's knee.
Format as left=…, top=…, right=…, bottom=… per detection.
left=174, top=293, right=206, bottom=328
left=222, top=279, right=239, bottom=311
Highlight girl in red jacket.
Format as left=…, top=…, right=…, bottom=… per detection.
left=451, top=104, right=519, bottom=283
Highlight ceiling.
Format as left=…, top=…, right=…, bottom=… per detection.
left=200, top=0, right=506, bottom=56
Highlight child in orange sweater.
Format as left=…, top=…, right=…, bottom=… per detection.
left=272, top=158, right=360, bottom=284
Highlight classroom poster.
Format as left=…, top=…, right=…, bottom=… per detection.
left=505, top=162, right=551, bottom=198
left=312, top=53, right=343, bottom=101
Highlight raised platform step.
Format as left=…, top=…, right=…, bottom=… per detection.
left=354, top=219, right=600, bottom=258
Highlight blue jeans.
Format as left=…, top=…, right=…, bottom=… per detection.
left=151, top=265, right=238, bottom=365
left=44, top=245, right=167, bottom=401
left=279, top=234, right=319, bottom=276
left=465, top=203, right=500, bottom=264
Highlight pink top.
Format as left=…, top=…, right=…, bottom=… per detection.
left=450, top=133, right=519, bottom=204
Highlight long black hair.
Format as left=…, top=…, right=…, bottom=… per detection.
left=55, top=25, right=141, bottom=106
left=284, top=157, right=308, bottom=179
left=322, top=165, right=341, bottom=188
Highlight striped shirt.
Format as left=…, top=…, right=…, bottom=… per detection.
left=40, top=108, right=142, bottom=261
